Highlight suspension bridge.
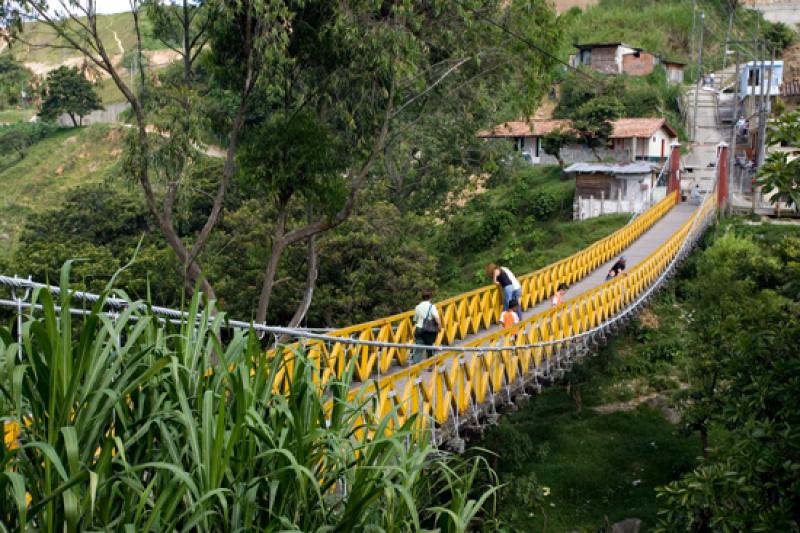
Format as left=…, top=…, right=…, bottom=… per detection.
left=3, top=142, right=728, bottom=451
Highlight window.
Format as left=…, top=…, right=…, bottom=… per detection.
left=748, top=68, right=760, bottom=87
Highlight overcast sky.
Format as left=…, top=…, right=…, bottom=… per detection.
left=92, top=0, right=133, bottom=14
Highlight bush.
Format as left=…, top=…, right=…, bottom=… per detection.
left=530, top=191, right=558, bottom=220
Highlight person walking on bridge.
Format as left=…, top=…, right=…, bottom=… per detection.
left=412, top=289, right=441, bottom=364
left=605, top=256, right=627, bottom=281
left=486, top=263, right=522, bottom=313
left=551, top=284, right=568, bottom=307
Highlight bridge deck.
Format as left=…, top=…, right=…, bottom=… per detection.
left=453, top=202, right=698, bottom=347
left=355, top=202, right=698, bottom=393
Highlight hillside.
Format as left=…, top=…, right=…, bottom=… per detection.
left=0, top=124, right=124, bottom=257
left=0, top=11, right=176, bottom=104
left=2, top=12, right=163, bottom=73
left=565, top=0, right=777, bottom=70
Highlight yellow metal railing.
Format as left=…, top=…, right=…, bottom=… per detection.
left=356, top=193, right=716, bottom=431
left=305, top=192, right=678, bottom=382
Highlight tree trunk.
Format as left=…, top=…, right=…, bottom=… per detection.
left=255, top=204, right=289, bottom=324
left=69, top=113, right=78, bottom=127
left=287, top=234, right=319, bottom=328
left=700, top=424, right=709, bottom=458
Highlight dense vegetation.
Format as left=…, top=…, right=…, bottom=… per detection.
left=0, top=143, right=627, bottom=326
left=0, top=267, right=499, bottom=531
left=473, top=218, right=800, bottom=531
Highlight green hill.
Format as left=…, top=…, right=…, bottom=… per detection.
left=565, top=0, right=783, bottom=74
left=2, top=11, right=162, bottom=66
left=0, top=124, right=124, bottom=257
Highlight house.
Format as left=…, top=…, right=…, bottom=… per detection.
left=663, top=59, right=686, bottom=84
left=571, top=42, right=658, bottom=76
left=479, top=117, right=678, bottom=165
left=739, top=60, right=784, bottom=98
left=565, top=162, right=664, bottom=219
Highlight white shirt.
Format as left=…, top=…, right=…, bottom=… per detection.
left=413, top=300, right=439, bottom=328
left=501, top=267, right=521, bottom=290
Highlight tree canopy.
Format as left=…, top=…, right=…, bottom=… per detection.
left=38, top=66, right=102, bottom=126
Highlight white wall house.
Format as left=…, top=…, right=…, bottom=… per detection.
left=479, top=118, right=678, bottom=165
left=564, top=162, right=666, bottom=219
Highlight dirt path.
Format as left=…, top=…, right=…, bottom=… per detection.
left=593, top=392, right=682, bottom=424
left=109, top=21, right=125, bottom=56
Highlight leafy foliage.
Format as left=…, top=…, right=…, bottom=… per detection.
left=0, top=56, right=33, bottom=109
left=0, top=267, right=499, bottom=531
left=0, top=122, right=56, bottom=168
left=571, top=95, right=624, bottom=160
left=656, top=228, right=800, bottom=531
left=37, top=67, right=102, bottom=126
left=757, top=110, right=800, bottom=207
left=541, top=128, right=577, bottom=167
left=762, top=20, right=797, bottom=52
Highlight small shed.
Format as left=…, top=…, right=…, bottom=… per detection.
left=565, top=162, right=659, bottom=219
left=662, top=60, right=686, bottom=84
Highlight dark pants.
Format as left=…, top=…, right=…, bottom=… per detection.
left=413, top=328, right=438, bottom=364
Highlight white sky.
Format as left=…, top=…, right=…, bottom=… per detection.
left=95, top=0, right=134, bottom=14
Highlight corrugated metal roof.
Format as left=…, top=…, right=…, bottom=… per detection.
left=564, top=162, right=655, bottom=174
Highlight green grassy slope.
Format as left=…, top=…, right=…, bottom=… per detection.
left=0, top=124, right=124, bottom=257
left=477, top=295, right=701, bottom=531
left=3, top=12, right=161, bottom=66
left=565, top=0, right=769, bottom=73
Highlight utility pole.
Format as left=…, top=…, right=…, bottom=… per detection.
left=722, top=9, right=734, bottom=73
left=690, top=0, right=698, bottom=69
left=692, top=11, right=705, bottom=143
left=753, top=43, right=768, bottom=214
left=728, top=49, right=740, bottom=213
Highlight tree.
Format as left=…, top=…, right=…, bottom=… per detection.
left=230, top=0, right=560, bottom=325
left=0, top=56, right=33, bottom=108
left=657, top=232, right=800, bottom=531
left=37, top=66, right=102, bottom=126
left=571, top=95, right=624, bottom=161
left=757, top=110, right=800, bottom=209
left=541, top=127, right=576, bottom=167
left=763, top=20, right=797, bottom=52
left=1, top=0, right=279, bottom=302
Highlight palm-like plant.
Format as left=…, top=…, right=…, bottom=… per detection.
left=0, top=264, right=497, bottom=531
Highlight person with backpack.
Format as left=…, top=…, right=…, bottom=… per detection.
left=412, top=288, right=442, bottom=364
left=486, top=263, right=522, bottom=313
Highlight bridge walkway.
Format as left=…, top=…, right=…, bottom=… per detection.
left=350, top=201, right=699, bottom=398
left=450, top=203, right=698, bottom=348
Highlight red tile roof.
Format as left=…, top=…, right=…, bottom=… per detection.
left=610, top=118, right=677, bottom=138
left=479, top=117, right=677, bottom=139
left=478, top=119, right=571, bottom=138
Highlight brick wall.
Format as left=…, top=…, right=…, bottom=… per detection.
left=622, top=52, right=657, bottom=76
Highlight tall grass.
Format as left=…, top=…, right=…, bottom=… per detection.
left=0, top=264, right=498, bottom=531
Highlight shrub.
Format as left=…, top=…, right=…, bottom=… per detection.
left=530, top=191, right=558, bottom=220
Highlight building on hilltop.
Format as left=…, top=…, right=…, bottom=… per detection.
left=569, top=42, right=685, bottom=83
left=478, top=117, right=678, bottom=165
